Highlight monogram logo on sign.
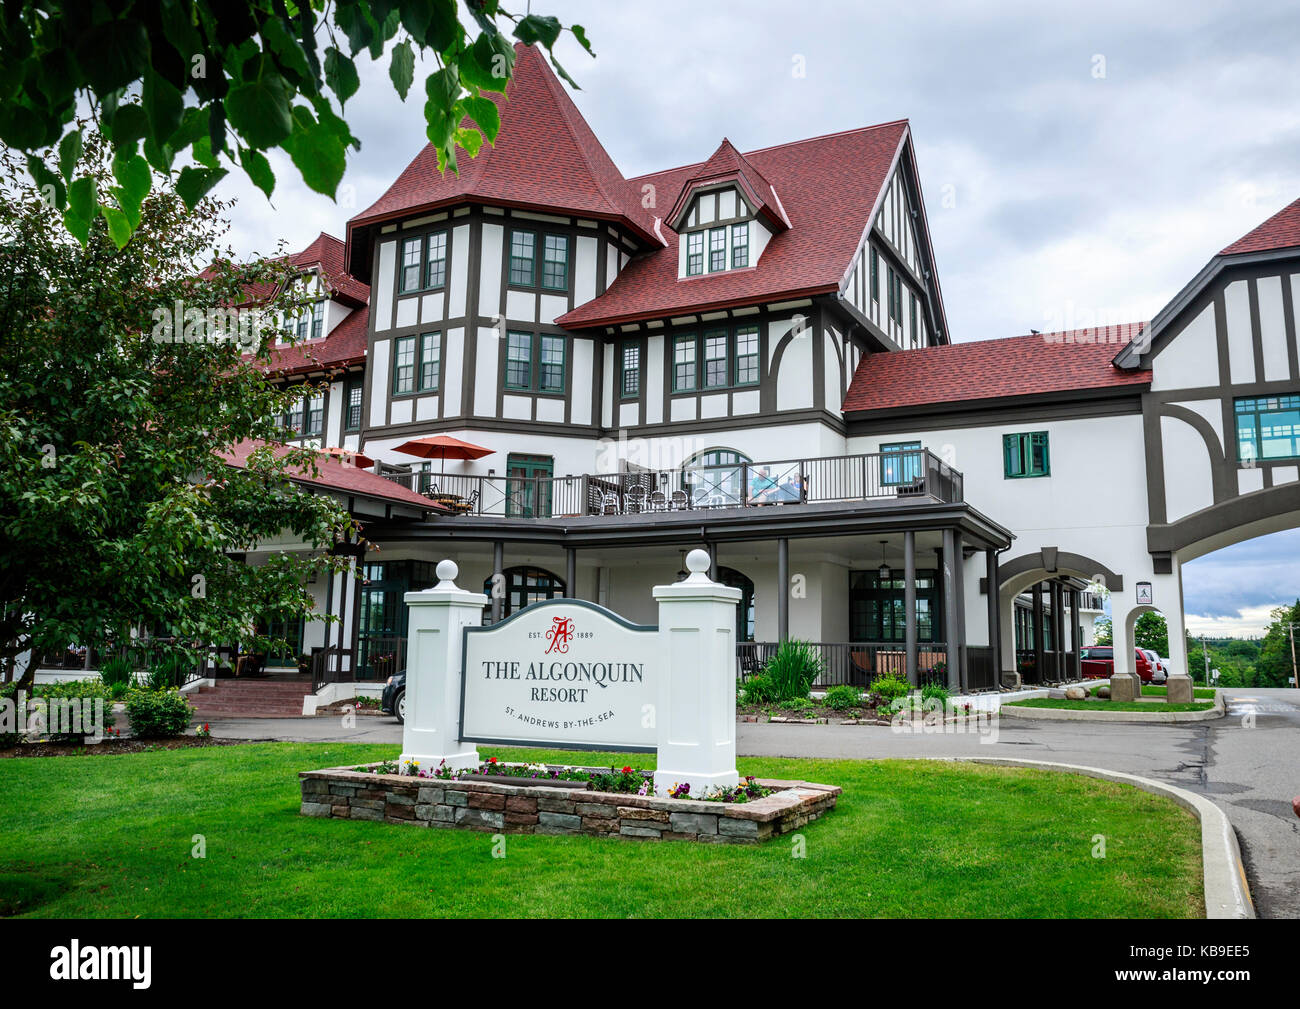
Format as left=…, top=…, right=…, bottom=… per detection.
left=544, top=616, right=574, bottom=655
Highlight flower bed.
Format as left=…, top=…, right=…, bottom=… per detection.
left=303, top=761, right=839, bottom=844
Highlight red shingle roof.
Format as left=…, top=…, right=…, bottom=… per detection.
left=558, top=121, right=910, bottom=328
left=263, top=304, right=368, bottom=376
left=843, top=325, right=1151, bottom=414
left=1220, top=197, right=1300, bottom=256
left=346, top=42, right=662, bottom=275
left=221, top=440, right=439, bottom=510
left=291, top=232, right=369, bottom=305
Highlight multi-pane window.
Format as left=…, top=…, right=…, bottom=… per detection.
left=673, top=335, right=697, bottom=391
left=880, top=441, right=922, bottom=486
left=392, top=335, right=416, bottom=394
left=1235, top=394, right=1300, bottom=462
left=703, top=330, right=729, bottom=388
left=418, top=332, right=440, bottom=391
left=731, top=224, right=749, bottom=268
left=304, top=392, right=324, bottom=436
left=621, top=342, right=641, bottom=398
left=686, top=232, right=704, bottom=276
left=509, top=231, right=536, bottom=286
left=285, top=397, right=304, bottom=434
left=886, top=266, right=897, bottom=322
left=870, top=247, right=879, bottom=303
left=708, top=228, right=727, bottom=272
left=909, top=293, right=918, bottom=347
left=400, top=237, right=421, bottom=292
left=1003, top=431, right=1050, bottom=479
left=344, top=377, right=363, bottom=431
left=425, top=232, right=447, bottom=289
left=893, top=272, right=905, bottom=324
left=673, top=327, right=761, bottom=391
left=734, top=326, right=760, bottom=385
left=505, top=331, right=532, bottom=389
left=539, top=335, right=565, bottom=392
left=541, top=235, right=568, bottom=290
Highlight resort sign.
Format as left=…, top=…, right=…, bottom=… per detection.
left=459, top=600, right=658, bottom=751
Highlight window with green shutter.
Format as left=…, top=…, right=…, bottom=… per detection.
left=1003, top=431, right=1050, bottom=478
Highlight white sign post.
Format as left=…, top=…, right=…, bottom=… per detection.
left=400, top=560, right=482, bottom=772
left=651, top=549, right=741, bottom=796
left=403, top=551, right=741, bottom=795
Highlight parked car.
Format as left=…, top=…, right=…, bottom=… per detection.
left=1079, top=646, right=1154, bottom=682
left=1145, top=650, right=1167, bottom=683
left=381, top=669, right=407, bottom=723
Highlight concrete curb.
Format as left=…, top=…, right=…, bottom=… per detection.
left=999, top=690, right=1225, bottom=723
left=951, top=757, right=1254, bottom=920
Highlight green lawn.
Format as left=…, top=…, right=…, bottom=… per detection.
left=1009, top=698, right=1215, bottom=713
left=0, top=743, right=1203, bottom=918
left=1087, top=684, right=1216, bottom=699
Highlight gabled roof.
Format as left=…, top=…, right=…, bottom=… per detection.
left=291, top=232, right=369, bottom=305
left=665, top=138, right=789, bottom=231
left=345, top=43, right=663, bottom=278
left=558, top=121, right=912, bottom=329
left=262, top=304, right=368, bottom=377
left=844, top=325, right=1151, bottom=415
left=222, top=440, right=440, bottom=511
left=1220, top=197, right=1300, bottom=256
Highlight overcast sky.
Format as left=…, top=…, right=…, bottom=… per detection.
left=211, top=0, right=1300, bottom=636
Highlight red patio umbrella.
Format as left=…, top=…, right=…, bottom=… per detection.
left=393, top=434, right=493, bottom=475
left=321, top=446, right=375, bottom=469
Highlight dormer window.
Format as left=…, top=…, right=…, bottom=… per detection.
left=731, top=226, right=749, bottom=268
left=686, top=232, right=704, bottom=276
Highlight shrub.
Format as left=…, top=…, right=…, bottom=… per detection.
left=921, top=682, right=951, bottom=708
left=869, top=674, right=911, bottom=704
left=0, top=684, right=26, bottom=747
left=823, top=684, right=864, bottom=710
left=147, top=652, right=192, bottom=691
left=31, top=680, right=115, bottom=741
left=761, top=640, right=823, bottom=701
left=125, top=688, right=194, bottom=738
left=741, top=674, right=780, bottom=705
left=99, top=654, right=134, bottom=691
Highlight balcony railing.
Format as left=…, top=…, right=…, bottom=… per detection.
left=381, top=449, right=963, bottom=519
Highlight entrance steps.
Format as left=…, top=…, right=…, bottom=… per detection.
left=190, top=680, right=311, bottom=718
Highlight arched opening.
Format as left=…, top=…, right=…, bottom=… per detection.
left=682, top=447, right=751, bottom=507
left=716, top=566, right=756, bottom=642
left=483, top=566, right=566, bottom=621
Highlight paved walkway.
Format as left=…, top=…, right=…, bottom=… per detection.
left=208, top=686, right=1300, bottom=918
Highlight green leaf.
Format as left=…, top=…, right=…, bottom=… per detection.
left=423, top=67, right=460, bottom=153
left=461, top=95, right=500, bottom=144
left=26, top=156, right=66, bottom=210
left=58, top=129, right=83, bottom=182
left=281, top=107, right=346, bottom=197
left=455, top=126, right=482, bottom=159
left=176, top=165, right=228, bottom=210
left=67, top=175, right=97, bottom=223
left=75, top=20, right=150, bottom=95
left=112, top=152, right=151, bottom=229
left=261, top=16, right=315, bottom=91
left=571, top=25, right=595, bottom=56
left=324, top=47, right=360, bottom=104
left=460, top=33, right=511, bottom=93
left=224, top=76, right=293, bottom=149
left=0, top=101, right=47, bottom=149
left=513, top=14, right=562, bottom=49
left=389, top=40, right=415, bottom=100
left=105, top=104, right=149, bottom=149
left=142, top=70, right=184, bottom=150
left=423, top=0, right=460, bottom=51
left=62, top=205, right=90, bottom=245
left=238, top=147, right=276, bottom=199
left=100, top=204, right=133, bottom=249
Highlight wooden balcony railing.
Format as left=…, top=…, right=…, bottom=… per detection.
left=380, top=449, right=963, bottom=519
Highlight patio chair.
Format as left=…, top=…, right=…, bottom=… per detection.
left=648, top=489, right=668, bottom=511
left=670, top=489, right=691, bottom=510
left=624, top=484, right=648, bottom=513
left=600, top=492, right=621, bottom=515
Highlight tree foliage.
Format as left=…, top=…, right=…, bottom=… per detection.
left=1132, top=611, right=1168, bottom=657
left=1, top=1, right=593, bottom=247
left=0, top=128, right=355, bottom=688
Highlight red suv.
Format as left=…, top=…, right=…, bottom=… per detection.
left=1079, top=646, right=1153, bottom=682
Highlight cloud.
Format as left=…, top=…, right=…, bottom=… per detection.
left=1185, top=605, right=1281, bottom=638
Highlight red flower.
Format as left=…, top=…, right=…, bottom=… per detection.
left=487, top=756, right=497, bottom=763
left=621, top=766, right=632, bottom=774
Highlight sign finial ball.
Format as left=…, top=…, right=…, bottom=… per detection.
left=436, top=559, right=459, bottom=585
left=686, top=548, right=711, bottom=576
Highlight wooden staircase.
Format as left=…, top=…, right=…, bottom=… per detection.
left=189, top=680, right=313, bottom=719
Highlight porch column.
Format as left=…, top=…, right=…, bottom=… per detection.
left=942, top=528, right=959, bottom=690
left=1051, top=580, right=1065, bottom=681
left=491, top=541, right=504, bottom=624
left=707, top=542, right=718, bottom=582
left=986, top=549, right=1000, bottom=684
left=565, top=547, right=577, bottom=599
left=953, top=532, right=966, bottom=691
left=1032, top=582, right=1044, bottom=682
left=777, top=537, right=790, bottom=643
left=1069, top=588, right=1082, bottom=679
left=904, top=530, right=917, bottom=685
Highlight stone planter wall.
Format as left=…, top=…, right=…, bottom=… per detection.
left=300, top=765, right=839, bottom=844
